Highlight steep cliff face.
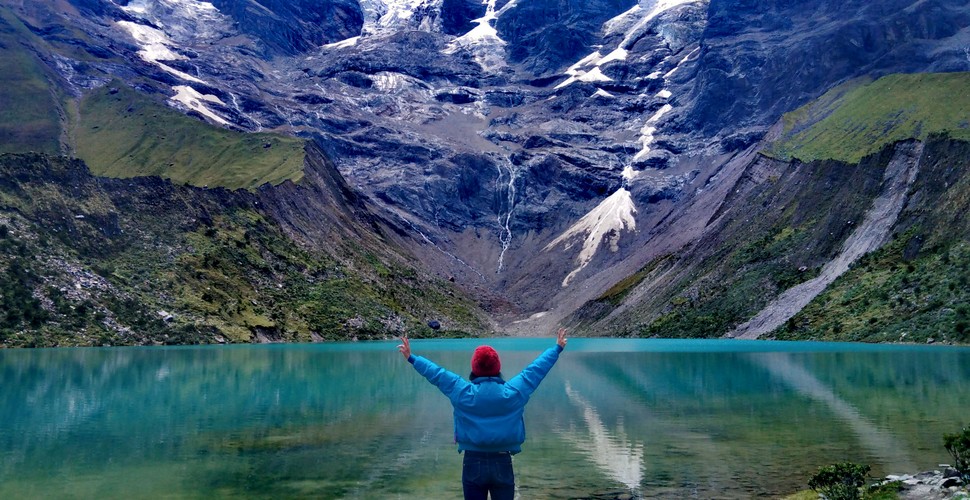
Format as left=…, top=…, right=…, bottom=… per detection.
left=495, top=0, right=637, bottom=75
left=223, top=0, right=363, bottom=52
left=681, top=0, right=970, bottom=138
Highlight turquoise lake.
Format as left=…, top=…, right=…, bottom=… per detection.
left=2, top=339, right=969, bottom=499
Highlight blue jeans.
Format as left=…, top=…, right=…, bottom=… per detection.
left=461, top=450, right=515, bottom=500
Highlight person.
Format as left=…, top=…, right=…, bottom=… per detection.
left=397, top=328, right=568, bottom=500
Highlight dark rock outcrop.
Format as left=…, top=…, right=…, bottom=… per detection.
left=682, top=0, right=970, bottom=137
left=496, top=0, right=638, bottom=76
left=207, top=0, right=364, bottom=57
left=440, top=0, right=488, bottom=36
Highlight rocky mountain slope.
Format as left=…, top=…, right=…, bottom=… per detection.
left=567, top=133, right=970, bottom=345
left=0, top=149, right=491, bottom=346
left=1, top=0, right=969, bottom=344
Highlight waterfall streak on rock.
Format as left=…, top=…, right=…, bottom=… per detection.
left=228, top=92, right=263, bottom=131
left=496, top=160, right=518, bottom=273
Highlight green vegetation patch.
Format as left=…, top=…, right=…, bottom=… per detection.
left=76, top=83, right=305, bottom=189
left=776, top=135, right=970, bottom=344
left=0, top=8, right=61, bottom=155
left=596, top=255, right=671, bottom=306
left=776, top=233, right=970, bottom=344
left=634, top=153, right=883, bottom=339
left=0, top=153, right=488, bottom=347
left=767, top=72, right=970, bottom=163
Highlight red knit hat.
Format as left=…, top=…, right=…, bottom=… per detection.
left=471, top=345, right=501, bottom=377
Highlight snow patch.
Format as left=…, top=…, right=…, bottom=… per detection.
left=600, top=47, right=629, bottom=66
left=444, top=0, right=514, bottom=71
left=170, top=85, right=228, bottom=125
left=116, top=21, right=184, bottom=62
left=579, top=67, right=612, bottom=83
left=616, top=0, right=702, bottom=49
left=556, top=64, right=614, bottom=90
left=558, top=0, right=701, bottom=90
left=578, top=2, right=702, bottom=184
left=119, top=0, right=230, bottom=42
left=574, top=50, right=605, bottom=68
left=121, top=0, right=221, bottom=19
left=622, top=165, right=641, bottom=182
left=157, top=63, right=207, bottom=84
left=116, top=21, right=207, bottom=84
left=545, top=188, right=637, bottom=287
left=633, top=104, right=672, bottom=161
left=360, top=0, right=438, bottom=34
left=664, top=46, right=699, bottom=79
left=604, top=5, right=643, bottom=37
left=593, top=89, right=615, bottom=99
left=324, top=36, right=360, bottom=49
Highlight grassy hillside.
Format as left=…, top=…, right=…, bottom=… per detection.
left=568, top=72, right=970, bottom=342
left=570, top=134, right=970, bottom=344
left=1, top=4, right=305, bottom=190
left=775, top=135, right=970, bottom=344
left=775, top=233, right=970, bottom=344
left=0, top=7, right=61, bottom=155
left=76, top=84, right=306, bottom=189
left=633, top=152, right=884, bottom=339
left=0, top=153, right=490, bottom=347
left=766, top=72, right=970, bottom=163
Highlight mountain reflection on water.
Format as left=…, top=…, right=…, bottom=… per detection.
left=1, top=339, right=968, bottom=499
left=563, top=382, right=645, bottom=493
left=750, top=352, right=914, bottom=472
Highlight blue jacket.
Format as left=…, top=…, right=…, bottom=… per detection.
left=409, top=345, right=562, bottom=453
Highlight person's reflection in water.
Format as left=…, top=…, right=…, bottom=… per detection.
left=397, top=328, right=567, bottom=500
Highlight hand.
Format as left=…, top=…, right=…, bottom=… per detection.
left=556, top=328, right=567, bottom=349
left=397, top=335, right=411, bottom=360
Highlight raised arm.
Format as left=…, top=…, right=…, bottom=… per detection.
left=399, top=335, right=470, bottom=400
left=397, top=335, right=412, bottom=361
left=507, top=328, right=567, bottom=397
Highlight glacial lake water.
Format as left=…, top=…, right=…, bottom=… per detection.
left=2, top=339, right=969, bottom=499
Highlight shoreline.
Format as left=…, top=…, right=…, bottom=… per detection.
left=782, top=468, right=968, bottom=500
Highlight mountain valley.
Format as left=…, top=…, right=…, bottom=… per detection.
left=1, top=0, right=969, bottom=345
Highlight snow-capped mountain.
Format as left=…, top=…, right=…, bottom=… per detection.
left=4, top=0, right=969, bottom=339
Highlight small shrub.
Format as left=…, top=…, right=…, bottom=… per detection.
left=808, top=462, right=871, bottom=500
left=944, top=425, right=970, bottom=481
left=864, top=480, right=902, bottom=500
left=957, top=321, right=968, bottom=335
